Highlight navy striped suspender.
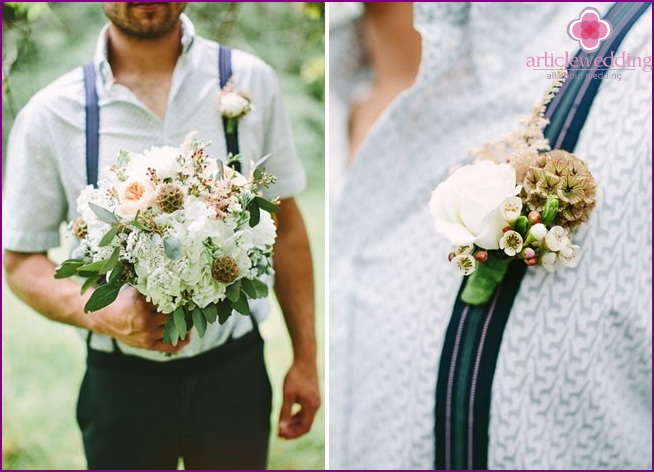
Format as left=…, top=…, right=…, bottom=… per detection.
left=218, top=45, right=241, bottom=172
left=83, top=63, right=100, bottom=189
left=434, top=3, right=651, bottom=469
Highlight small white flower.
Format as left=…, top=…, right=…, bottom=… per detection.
left=454, top=244, right=474, bottom=255
left=528, top=223, right=548, bottom=242
left=500, top=196, right=523, bottom=223
left=558, top=244, right=582, bottom=268
left=499, top=230, right=523, bottom=256
left=544, top=226, right=571, bottom=251
left=450, top=254, right=476, bottom=276
left=540, top=252, right=559, bottom=272
left=219, top=91, right=252, bottom=119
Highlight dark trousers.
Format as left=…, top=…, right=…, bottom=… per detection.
left=76, top=330, right=272, bottom=470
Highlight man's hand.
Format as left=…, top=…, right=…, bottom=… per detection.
left=3, top=251, right=189, bottom=354
left=91, top=287, right=190, bottom=354
left=279, top=360, right=321, bottom=439
left=272, top=198, right=320, bottom=439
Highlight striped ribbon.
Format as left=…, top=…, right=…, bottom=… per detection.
left=434, top=3, right=651, bottom=469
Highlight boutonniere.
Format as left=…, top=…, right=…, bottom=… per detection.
left=217, top=80, right=253, bottom=134
left=429, top=73, right=597, bottom=305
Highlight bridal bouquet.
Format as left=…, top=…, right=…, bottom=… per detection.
left=55, top=135, right=279, bottom=345
left=429, top=73, right=596, bottom=305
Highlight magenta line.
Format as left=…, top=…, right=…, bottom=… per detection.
left=467, top=288, right=502, bottom=470
left=554, top=6, right=635, bottom=148
left=445, top=305, right=470, bottom=470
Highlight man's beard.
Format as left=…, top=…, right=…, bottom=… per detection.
left=109, top=3, right=180, bottom=40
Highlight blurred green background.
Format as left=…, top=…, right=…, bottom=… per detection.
left=2, top=2, right=325, bottom=470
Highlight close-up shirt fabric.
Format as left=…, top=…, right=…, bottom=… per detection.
left=329, top=2, right=651, bottom=469
left=3, top=14, right=306, bottom=360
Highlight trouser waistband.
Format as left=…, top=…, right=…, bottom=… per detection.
left=86, top=329, right=263, bottom=375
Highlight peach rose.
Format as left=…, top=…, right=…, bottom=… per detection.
left=115, top=178, right=156, bottom=220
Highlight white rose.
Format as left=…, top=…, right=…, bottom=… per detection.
left=115, top=178, right=156, bottom=220
left=429, top=161, right=518, bottom=250
left=250, top=211, right=277, bottom=248
left=219, top=92, right=250, bottom=118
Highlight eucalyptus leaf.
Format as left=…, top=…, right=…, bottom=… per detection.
left=229, top=296, right=250, bottom=316
left=80, top=275, right=100, bottom=295
left=164, top=316, right=179, bottom=346
left=131, top=220, right=147, bottom=231
left=254, top=196, right=279, bottom=214
left=217, top=300, right=232, bottom=325
left=173, top=306, right=186, bottom=341
left=240, top=278, right=257, bottom=298
left=203, top=304, right=218, bottom=323
left=163, top=236, right=183, bottom=261
left=225, top=280, right=241, bottom=303
left=55, top=259, right=85, bottom=279
left=192, top=306, right=207, bottom=338
left=77, top=260, right=106, bottom=273
left=100, top=247, right=121, bottom=275
left=248, top=201, right=260, bottom=227
left=250, top=279, right=269, bottom=298
left=98, top=226, right=119, bottom=247
left=252, top=154, right=271, bottom=169
left=253, top=167, right=263, bottom=180
left=215, top=159, right=224, bottom=180
left=89, top=202, right=119, bottom=224
left=84, top=283, right=121, bottom=312
left=108, top=264, right=124, bottom=285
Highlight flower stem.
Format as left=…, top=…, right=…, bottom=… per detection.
left=460, top=253, right=512, bottom=305
left=226, top=118, right=236, bottom=135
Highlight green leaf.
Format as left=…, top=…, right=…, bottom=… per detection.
left=54, top=259, right=85, bottom=279
left=131, top=220, right=147, bottom=231
left=248, top=201, right=260, bottom=227
left=215, top=159, right=224, bottom=180
left=250, top=279, right=269, bottom=298
left=84, top=283, right=121, bottom=312
left=163, top=316, right=179, bottom=346
left=192, top=306, right=207, bottom=338
left=225, top=280, right=241, bottom=303
left=254, top=196, right=279, bottom=214
left=217, top=300, right=232, bottom=324
left=202, top=303, right=218, bottom=323
left=108, top=264, right=124, bottom=285
left=98, top=226, right=119, bottom=247
left=80, top=275, right=100, bottom=295
left=173, top=306, right=186, bottom=341
left=541, top=196, right=559, bottom=225
left=460, top=254, right=512, bottom=306
left=163, top=236, right=183, bottom=261
left=253, top=167, right=263, bottom=180
left=89, top=202, right=119, bottom=224
left=513, top=216, right=530, bottom=237
left=77, top=260, right=106, bottom=273
left=100, top=247, right=121, bottom=275
left=240, top=278, right=257, bottom=298
left=229, top=295, right=250, bottom=316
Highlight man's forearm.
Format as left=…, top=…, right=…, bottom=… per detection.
left=272, top=198, right=316, bottom=365
left=3, top=251, right=94, bottom=330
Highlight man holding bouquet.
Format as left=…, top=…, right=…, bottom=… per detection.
left=3, top=2, right=319, bottom=469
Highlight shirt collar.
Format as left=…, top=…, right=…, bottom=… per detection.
left=93, top=13, right=196, bottom=88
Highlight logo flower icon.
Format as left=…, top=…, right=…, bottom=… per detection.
left=567, top=7, right=612, bottom=53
